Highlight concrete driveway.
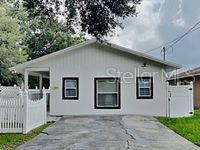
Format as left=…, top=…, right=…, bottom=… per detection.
left=19, top=116, right=199, bottom=150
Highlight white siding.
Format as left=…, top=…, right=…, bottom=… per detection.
left=26, top=43, right=167, bottom=116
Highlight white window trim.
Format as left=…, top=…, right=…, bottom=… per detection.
left=96, top=78, right=120, bottom=108
left=65, top=89, right=77, bottom=98
left=138, top=87, right=151, bottom=97
left=137, top=77, right=153, bottom=99
left=63, top=77, right=79, bottom=100
left=138, top=78, right=151, bottom=97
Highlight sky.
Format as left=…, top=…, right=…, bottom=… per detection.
left=107, top=0, right=200, bottom=69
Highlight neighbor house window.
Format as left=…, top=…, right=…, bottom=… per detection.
left=137, top=77, right=153, bottom=99
left=95, top=78, right=120, bottom=109
left=62, top=77, right=79, bottom=100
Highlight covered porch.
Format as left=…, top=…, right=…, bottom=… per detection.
left=23, top=67, right=50, bottom=112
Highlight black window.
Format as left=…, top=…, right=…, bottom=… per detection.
left=137, top=77, right=153, bottom=99
left=63, top=77, right=79, bottom=100
left=95, top=78, right=120, bottom=109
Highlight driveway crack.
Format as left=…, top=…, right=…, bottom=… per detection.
left=119, top=121, right=135, bottom=149
left=126, top=140, right=130, bottom=149
left=119, top=121, right=135, bottom=140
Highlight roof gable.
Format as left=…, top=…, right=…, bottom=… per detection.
left=10, top=39, right=181, bottom=72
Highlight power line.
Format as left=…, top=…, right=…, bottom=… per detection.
left=143, top=20, right=200, bottom=54
left=146, top=21, right=200, bottom=53
left=161, top=21, right=200, bottom=60
left=166, top=20, right=200, bottom=50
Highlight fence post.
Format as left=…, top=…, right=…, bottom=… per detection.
left=22, top=90, right=29, bottom=134
left=166, top=82, right=171, bottom=118
left=166, top=82, right=169, bottom=117
left=21, top=83, right=24, bottom=90
left=43, top=87, right=47, bottom=124
left=189, top=82, right=194, bottom=115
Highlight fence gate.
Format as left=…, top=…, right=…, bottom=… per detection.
left=0, top=86, right=23, bottom=133
left=167, top=82, right=194, bottom=118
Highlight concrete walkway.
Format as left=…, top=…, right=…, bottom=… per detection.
left=18, top=116, right=199, bottom=150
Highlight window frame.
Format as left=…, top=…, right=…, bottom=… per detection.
left=94, top=77, right=121, bottom=109
left=62, top=77, right=79, bottom=100
left=136, top=77, right=153, bottom=99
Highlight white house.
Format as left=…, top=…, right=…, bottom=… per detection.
left=10, top=39, right=181, bottom=116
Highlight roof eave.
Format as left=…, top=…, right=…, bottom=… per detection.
left=9, top=39, right=97, bottom=73
left=100, top=41, right=181, bottom=70
left=10, top=39, right=181, bottom=73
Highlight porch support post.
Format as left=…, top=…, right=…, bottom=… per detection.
left=39, top=74, right=43, bottom=91
left=24, top=70, right=29, bottom=91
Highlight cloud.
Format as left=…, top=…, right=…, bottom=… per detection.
left=107, top=0, right=164, bottom=50
left=107, top=0, right=200, bottom=68
left=172, top=0, right=185, bottom=27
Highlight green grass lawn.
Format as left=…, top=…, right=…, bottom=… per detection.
left=0, top=122, right=53, bottom=150
left=157, top=110, right=200, bottom=146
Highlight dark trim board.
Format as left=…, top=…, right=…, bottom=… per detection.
left=94, top=77, right=121, bottom=109
left=62, top=77, right=79, bottom=100
left=136, top=76, right=153, bottom=99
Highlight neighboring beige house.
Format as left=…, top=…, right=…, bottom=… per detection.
left=169, top=67, right=200, bottom=109
left=10, top=39, right=180, bottom=116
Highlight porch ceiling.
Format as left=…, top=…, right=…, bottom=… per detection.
left=29, top=71, right=49, bottom=79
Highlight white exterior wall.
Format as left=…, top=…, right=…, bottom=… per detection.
left=26, top=43, right=168, bottom=116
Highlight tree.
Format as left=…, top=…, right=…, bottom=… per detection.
left=23, top=0, right=141, bottom=39
left=8, top=2, right=85, bottom=60
left=0, top=2, right=84, bottom=86
left=25, top=18, right=85, bottom=59
left=0, top=3, right=27, bottom=85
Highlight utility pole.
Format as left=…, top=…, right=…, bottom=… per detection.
left=163, top=47, right=166, bottom=61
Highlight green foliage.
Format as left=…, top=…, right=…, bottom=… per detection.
left=157, top=110, right=200, bottom=146
left=9, top=3, right=85, bottom=60
left=0, top=3, right=27, bottom=85
left=23, top=0, right=141, bottom=38
left=0, top=2, right=85, bottom=86
left=8, top=3, right=30, bottom=33
left=26, top=18, right=85, bottom=59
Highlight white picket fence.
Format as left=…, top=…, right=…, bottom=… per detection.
left=0, top=87, right=23, bottom=133
left=28, top=87, right=50, bottom=112
left=167, top=82, right=194, bottom=118
left=0, top=86, right=47, bottom=134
